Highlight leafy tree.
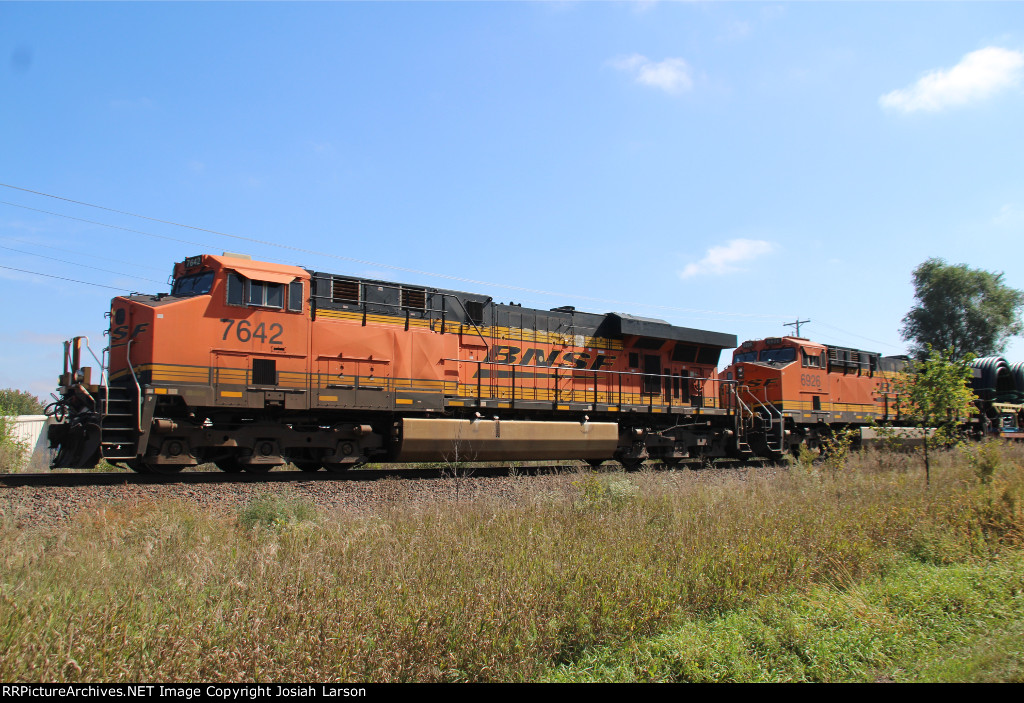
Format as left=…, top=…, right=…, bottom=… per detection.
left=0, top=388, right=46, bottom=416
left=900, top=258, right=1024, bottom=360
left=887, top=346, right=977, bottom=486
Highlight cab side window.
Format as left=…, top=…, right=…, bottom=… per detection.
left=802, top=350, right=822, bottom=368
left=288, top=281, right=303, bottom=312
left=227, top=273, right=302, bottom=312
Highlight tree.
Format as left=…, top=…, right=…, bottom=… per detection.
left=0, top=389, right=46, bottom=416
left=900, top=258, right=1024, bottom=360
left=888, top=346, right=977, bottom=487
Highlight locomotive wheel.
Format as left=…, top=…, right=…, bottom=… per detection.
left=125, top=459, right=151, bottom=474
left=127, top=459, right=184, bottom=474
left=243, top=464, right=272, bottom=474
left=215, top=457, right=243, bottom=473
left=619, top=459, right=644, bottom=471
left=587, top=459, right=605, bottom=468
left=293, top=461, right=322, bottom=472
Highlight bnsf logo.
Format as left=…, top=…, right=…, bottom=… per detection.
left=110, top=322, right=149, bottom=342
left=485, top=345, right=615, bottom=371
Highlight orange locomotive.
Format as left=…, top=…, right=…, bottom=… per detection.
left=49, top=254, right=739, bottom=471
left=721, top=335, right=912, bottom=458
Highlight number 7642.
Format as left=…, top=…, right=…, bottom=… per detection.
left=220, top=318, right=283, bottom=344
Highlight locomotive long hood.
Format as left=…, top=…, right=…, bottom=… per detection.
left=602, top=313, right=737, bottom=348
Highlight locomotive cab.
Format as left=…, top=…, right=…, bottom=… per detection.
left=108, top=254, right=311, bottom=400
left=50, top=254, right=313, bottom=471
left=723, top=336, right=833, bottom=458
left=726, top=336, right=827, bottom=407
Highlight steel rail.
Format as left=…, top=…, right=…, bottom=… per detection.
left=0, top=460, right=768, bottom=488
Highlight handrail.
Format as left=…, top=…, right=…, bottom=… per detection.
left=65, top=336, right=108, bottom=413
left=77, top=336, right=108, bottom=387
left=125, top=337, right=143, bottom=432
left=730, top=388, right=754, bottom=447
left=741, top=387, right=784, bottom=451
left=313, top=286, right=495, bottom=352
left=441, top=356, right=725, bottom=408
left=446, top=294, right=491, bottom=353
left=101, top=346, right=109, bottom=398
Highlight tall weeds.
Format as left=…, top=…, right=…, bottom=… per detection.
left=1, top=443, right=1022, bottom=682
left=0, top=400, right=29, bottom=473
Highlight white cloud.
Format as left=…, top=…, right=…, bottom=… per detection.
left=610, top=54, right=693, bottom=94
left=680, top=239, right=776, bottom=279
left=879, top=46, right=1024, bottom=113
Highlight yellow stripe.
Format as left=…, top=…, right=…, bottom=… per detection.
left=220, top=391, right=243, bottom=398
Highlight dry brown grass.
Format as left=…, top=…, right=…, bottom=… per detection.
left=1, top=442, right=1022, bottom=682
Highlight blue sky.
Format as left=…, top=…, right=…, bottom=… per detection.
left=2, top=1, right=1023, bottom=398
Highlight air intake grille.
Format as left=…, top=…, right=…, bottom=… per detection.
left=252, top=359, right=277, bottom=386
left=332, top=278, right=360, bottom=304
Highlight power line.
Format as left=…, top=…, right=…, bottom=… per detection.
left=0, top=235, right=168, bottom=272
left=0, top=264, right=133, bottom=291
left=0, top=244, right=164, bottom=285
left=813, top=321, right=904, bottom=351
left=0, top=184, right=791, bottom=320
left=2, top=184, right=911, bottom=351
left=1, top=200, right=216, bottom=250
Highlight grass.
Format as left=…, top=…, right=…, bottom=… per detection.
left=546, top=555, right=1024, bottom=682
left=1, top=441, right=1022, bottom=682
left=0, top=403, right=30, bottom=474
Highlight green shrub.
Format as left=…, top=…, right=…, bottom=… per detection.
left=573, top=473, right=639, bottom=511
left=0, top=401, right=29, bottom=473
left=237, top=493, right=318, bottom=530
left=968, top=441, right=1003, bottom=485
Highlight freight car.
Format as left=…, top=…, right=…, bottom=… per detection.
left=969, top=357, right=1024, bottom=439
left=47, top=254, right=742, bottom=472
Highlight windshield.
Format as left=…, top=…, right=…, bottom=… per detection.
left=171, top=271, right=215, bottom=297
left=759, top=348, right=797, bottom=364
left=734, top=351, right=758, bottom=363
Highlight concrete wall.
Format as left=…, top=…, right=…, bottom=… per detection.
left=7, top=415, right=52, bottom=471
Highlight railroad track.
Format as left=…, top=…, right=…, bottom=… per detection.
left=0, top=459, right=766, bottom=488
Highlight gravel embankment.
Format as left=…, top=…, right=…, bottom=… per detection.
left=0, top=465, right=772, bottom=530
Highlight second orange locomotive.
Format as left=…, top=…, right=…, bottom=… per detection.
left=722, top=335, right=915, bottom=458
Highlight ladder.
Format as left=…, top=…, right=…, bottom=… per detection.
left=99, top=384, right=140, bottom=461
left=735, top=388, right=785, bottom=456
left=732, top=390, right=755, bottom=456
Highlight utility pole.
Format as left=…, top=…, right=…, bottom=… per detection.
left=784, top=318, right=811, bottom=337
